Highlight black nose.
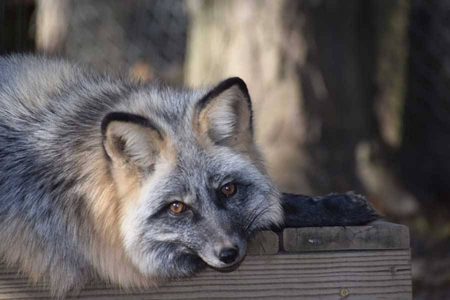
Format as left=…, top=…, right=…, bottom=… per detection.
left=218, top=247, right=239, bottom=264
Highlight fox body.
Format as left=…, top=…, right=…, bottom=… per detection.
left=0, top=55, right=283, bottom=295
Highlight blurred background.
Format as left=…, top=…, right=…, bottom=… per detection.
left=1, top=0, right=449, bottom=298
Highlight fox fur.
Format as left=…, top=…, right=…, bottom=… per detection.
left=0, top=55, right=283, bottom=296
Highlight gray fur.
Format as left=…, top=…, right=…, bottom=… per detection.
left=0, top=55, right=283, bottom=296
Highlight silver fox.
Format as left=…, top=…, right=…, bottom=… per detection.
left=0, top=55, right=283, bottom=296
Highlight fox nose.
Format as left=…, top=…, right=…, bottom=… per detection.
left=218, top=247, right=239, bottom=264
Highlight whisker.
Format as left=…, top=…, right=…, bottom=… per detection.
left=244, top=205, right=272, bottom=234
left=241, top=206, right=258, bottom=230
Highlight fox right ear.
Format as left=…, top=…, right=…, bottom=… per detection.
left=101, top=112, right=164, bottom=170
left=196, top=77, right=254, bottom=148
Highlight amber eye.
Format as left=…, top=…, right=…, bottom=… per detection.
left=220, top=182, right=237, bottom=198
left=169, top=201, right=188, bottom=215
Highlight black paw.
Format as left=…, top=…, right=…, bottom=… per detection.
left=281, top=191, right=379, bottom=228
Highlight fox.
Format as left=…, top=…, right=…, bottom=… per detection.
left=0, top=55, right=377, bottom=297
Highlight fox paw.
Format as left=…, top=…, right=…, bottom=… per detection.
left=281, top=191, right=379, bottom=228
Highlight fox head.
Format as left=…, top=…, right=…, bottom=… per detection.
left=100, top=77, right=283, bottom=279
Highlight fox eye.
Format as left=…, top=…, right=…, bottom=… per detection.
left=169, top=201, right=188, bottom=215
left=219, top=182, right=237, bottom=198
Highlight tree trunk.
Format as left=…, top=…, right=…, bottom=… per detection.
left=401, top=0, right=450, bottom=205
left=186, top=0, right=311, bottom=193
left=186, top=0, right=375, bottom=195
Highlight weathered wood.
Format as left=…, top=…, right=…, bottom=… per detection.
left=283, top=221, right=409, bottom=252
left=247, top=231, right=280, bottom=255
left=0, top=222, right=412, bottom=299
left=0, top=250, right=411, bottom=299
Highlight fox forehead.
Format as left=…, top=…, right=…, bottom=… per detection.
left=145, top=145, right=257, bottom=200
left=114, top=85, right=205, bottom=134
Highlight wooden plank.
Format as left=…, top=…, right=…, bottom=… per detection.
left=247, top=230, right=280, bottom=255
left=0, top=249, right=411, bottom=299
left=283, top=221, right=409, bottom=252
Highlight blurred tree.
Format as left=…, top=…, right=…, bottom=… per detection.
left=36, top=0, right=188, bottom=83
left=36, top=0, right=69, bottom=54
left=401, top=0, right=450, bottom=206
left=0, top=0, right=35, bottom=54
left=185, top=0, right=416, bottom=215
left=186, top=0, right=313, bottom=194
left=359, top=0, right=417, bottom=216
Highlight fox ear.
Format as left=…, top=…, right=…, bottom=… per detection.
left=196, top=77, right=253, bottom=147
left=101, top=112, right=164, bottom=169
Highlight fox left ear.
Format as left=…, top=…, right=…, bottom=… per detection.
left=101, top=112, right=164, bottom=170
left=196, top=77, right=253, bottom=147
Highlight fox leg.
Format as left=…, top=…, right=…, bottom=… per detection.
left=278, top=192, right=379, bottom=228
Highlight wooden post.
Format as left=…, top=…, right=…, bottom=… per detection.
left=0, top=221, right=411, bottom=299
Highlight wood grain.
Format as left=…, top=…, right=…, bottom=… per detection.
left=0, top=222, right=412, bottom=299
left=283, top=221, right=409, bottom=252
left=0, top=250, right=411, bottom=299
left=247, top=230, right=280, bottom=255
